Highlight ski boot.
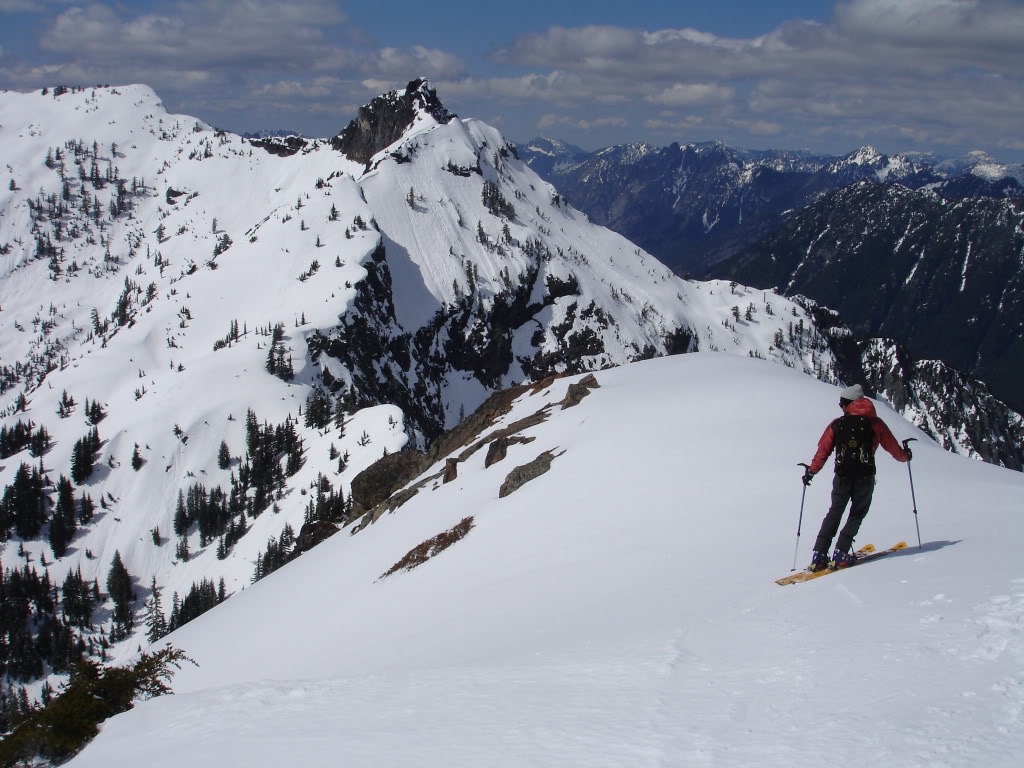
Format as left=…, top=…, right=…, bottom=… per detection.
left=831, top=547, right=858, bottom=570
left=808, top=550, right=831, bottom=572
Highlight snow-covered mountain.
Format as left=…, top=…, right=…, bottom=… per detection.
left=64, top=354, right=1024, bottom=767
left=0, top=80, right=848, bottom=703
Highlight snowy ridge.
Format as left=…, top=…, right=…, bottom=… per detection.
left=68, top=354, right=1024, bottom=767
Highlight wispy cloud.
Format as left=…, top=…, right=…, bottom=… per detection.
left=537, top=113, right=628, bottom=132
left=0, top=0, right=48, bottom=12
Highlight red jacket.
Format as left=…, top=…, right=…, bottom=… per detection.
left=809, top=398, right=910, bottom=474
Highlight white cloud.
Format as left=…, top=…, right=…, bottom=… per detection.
left=537, top=113, right=628, bottom=132
left=0, top=0, right=47, bottom=11
left=441, top=72, right=589, bottom=107
left=253, top=78, right=342, bottom=100
left=642, top=115, right=707, bottom=140
left=648, top=83, right=734, bottom=108
left=40, top=1, right=346, bottom=68
left=371, top=46, right=465, bottom=79
left=836, top=0, right=1024, bottom=47
left=725, top=118, right=782, bottom=137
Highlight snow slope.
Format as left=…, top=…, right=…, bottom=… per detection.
left=69, top=354, right=1024, bottom=767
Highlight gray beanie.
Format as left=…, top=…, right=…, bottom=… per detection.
left=839, top=383, right=865, bottom=401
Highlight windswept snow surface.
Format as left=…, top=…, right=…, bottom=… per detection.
left=70, top=354, right=1024, bottom=767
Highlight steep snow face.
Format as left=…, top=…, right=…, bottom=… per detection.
left=0, top=83, right=838, bottom=690
left=0, top=85, right=407, bottom=672
left=68, top=354, right=1024, bottom=768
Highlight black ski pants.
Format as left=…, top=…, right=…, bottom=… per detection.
left=813, top=473, right=875, bottom=554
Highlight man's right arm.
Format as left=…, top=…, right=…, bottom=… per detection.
left=808, top=420, right=837, bottom=475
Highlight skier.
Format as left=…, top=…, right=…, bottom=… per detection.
left=802, top=384, right=911, bottom=571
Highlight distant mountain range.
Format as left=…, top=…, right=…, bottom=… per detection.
left=519, top=138, right=1023, bottom=275
left=519, top=138, right=1024, bottom=412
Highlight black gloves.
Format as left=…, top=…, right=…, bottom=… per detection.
left=802, top=469, right=814, bottom=486
left=902, top=438, right=915, bottom=461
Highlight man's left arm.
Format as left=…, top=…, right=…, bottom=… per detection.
left=874, top=419, right=910, bottom=462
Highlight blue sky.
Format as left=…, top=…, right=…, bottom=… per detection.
left=2, top=1, right=1023, bottom=161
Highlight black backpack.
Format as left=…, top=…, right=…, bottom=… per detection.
left=833, top=414, right=876, bottom=476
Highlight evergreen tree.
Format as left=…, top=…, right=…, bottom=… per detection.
left=70, top=429, right=99, bottom=484
left=304, top=387, right=332, bottom=429
left=217, top=440, right=231, bottom=470
left=144, top=576, right=168, bottom=644
left=48, top=475, right=77, bottom=557
left=84, top=398, right=106, bottom=425
left=2, top=462, right=48, bottom=539
left=175, top=536, right=189, bottom=562
left=333, top=397, right=346, bottom=433
left=62, top=567, right=95, bottom=629
left=56, top=390, right=76, bottom=418
left=78, top=493, right=95, bottom=525
left=105, top=552, right=135, bottom=632
left=173, top=490, right=188, bottom=536
left=167, top=579, right=221, bottom=630
left=482, top=179, right=515, bottom=218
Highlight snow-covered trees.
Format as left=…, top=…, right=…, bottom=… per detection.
left=482, top=179, right=515, bottom=219
left=265, top=323, right=294, bottom=380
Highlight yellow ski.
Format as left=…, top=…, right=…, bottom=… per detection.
left=775, top=542, right=909, bottom=586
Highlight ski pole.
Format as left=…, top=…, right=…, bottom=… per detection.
left=791, top=463, right=810, bottom=571
left=902, top=438, right=921, bottom=549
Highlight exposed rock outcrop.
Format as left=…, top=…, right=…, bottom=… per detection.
left=561, top=373, right=600, bottom=409
left=348, top=448, right=432, bottom=519
left=331, top=78, right=455, bottom=165
left=499, top=450, right=561, bottom=498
